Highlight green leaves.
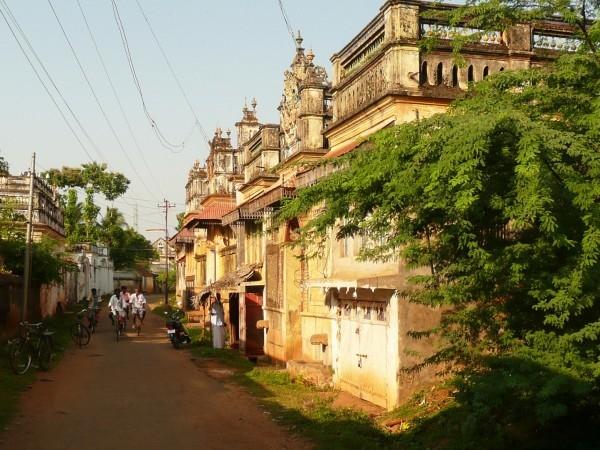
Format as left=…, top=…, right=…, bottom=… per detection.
left=44, top=162, right=130, bottom=201
left=0, top=156, right=8, bottom=176
left=278, top=10, right=600, bottom=435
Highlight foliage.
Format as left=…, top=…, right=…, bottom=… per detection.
left=156, top=268, right=176, bottom=292
left=0, top=156, right=8, bottom=176
left=277, top=0, right=600, bottom=443
left=44, top=162, right=129, bottom=201
left=0, top=198, right=26, bottom=241
left=82, top=187, right=100, bottom=243
left=63, top=189, right=81, bottom=243
left=0, top=237, right=71, bottom=284
left=176, top=212, right=185, bottom=231
left=45, top=163, right=130, bottom=245
left=0, top=201, right=70, bottom=283
left=106, top=224, right=156, bottom=271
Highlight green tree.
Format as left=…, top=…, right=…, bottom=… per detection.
left=45, top=162, right=129, bottom=201
left=278, top=1, right=600, bottom=445
left=156, top=268, right=176, bottom=292
left=63, top=188, right=82, bottom=244
left=0, top=198, right=25, bottom=241
left=0, top=200, right=69, bottom=284
left=45, top=163, right=130, bottom=244
left=108, top=226, right=156, bottom=271
left=0, top=156, right=8, bottom=176
left=176, top=212, right=185, bottom=231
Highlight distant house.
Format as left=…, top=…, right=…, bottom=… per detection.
left=113, top=265, right=155, bottom=293
left=150, top=237, right=176, bottom=276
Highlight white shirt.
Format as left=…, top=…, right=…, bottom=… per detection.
left=131, top=293, right=147, bottom=310
left=210, top=301, right=225, bottom=327
left=120, top=292, right=130, bottom=308
left=108, top=294, right=124, bottom=314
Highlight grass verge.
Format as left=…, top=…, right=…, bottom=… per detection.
left=188, top=342, right=398, bottom=449
left=0, top=308, right=76, bottom=430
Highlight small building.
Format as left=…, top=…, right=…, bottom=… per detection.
left=0, top=172, right=69, bottom=318
left=67, top=243, right=115, bottom=300
left=150, top=237, right=176, bottom=276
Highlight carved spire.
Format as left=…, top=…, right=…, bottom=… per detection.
left=295, top=30, right=303, bottom=49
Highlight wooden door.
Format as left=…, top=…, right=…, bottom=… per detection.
left=244, top=292, right=264, bottom=355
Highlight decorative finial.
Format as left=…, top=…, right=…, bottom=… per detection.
left=251, top=98, right=257, bottom=111
left=226, top=129, right=231, bottom=137
left=243, top=97, right=248, bottom=112
left=295, top=30, right=303, bottom=49
left=306, top=48, right=315, bottom=63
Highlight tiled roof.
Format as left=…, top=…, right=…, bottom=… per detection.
left=183, top=205, right=235, bottom=228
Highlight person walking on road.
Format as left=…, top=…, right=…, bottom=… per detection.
left=130, top=288, right=147, bottom=329
left=210, top=294, right=226, bottom=349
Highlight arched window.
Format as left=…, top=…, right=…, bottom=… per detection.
left=420, top=61, right=428, bottom=85
left=452, top=65, right=458, bottom=87
left=467, top=65, right=474, bottom=83
left=483, top=66, right=489, bottom=78
left=436, top=62, right=443, bottom=85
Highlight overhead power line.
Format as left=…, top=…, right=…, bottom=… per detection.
left=134, top=0, right=210, bottom=150
left=110, top=0, right=186, bottom=153
left=46, top=0, right=158, bottom=201
left=0, top=1, right=96, bottom=163
left=277, top=0, right=297, bottom=46
left=75, top=0, right=165, bottom=198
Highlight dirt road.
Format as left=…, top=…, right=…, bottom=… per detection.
left=0, top=300, right=310, bottom=450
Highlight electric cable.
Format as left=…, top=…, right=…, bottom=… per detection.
left=110, top=0, right=186, bottom=153
left=134, top=0, right=210, bottom=149
left=277, top=0, right=297, bottom=46
left=0, top=2, right=95, bottom=163
left=46, top=0, right=159, bottom=201
left=75, top=0, right=166, bottom=198
left=0, top=0, right=103, bottom=163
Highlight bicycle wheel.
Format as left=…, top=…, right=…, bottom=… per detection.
left=87, top=315, right=95, bottom=334
left=8, top=339, right=32, bottom=375
left=37, top=338, right=52, bottom=371
left=70, top=323, right=90, bottom=348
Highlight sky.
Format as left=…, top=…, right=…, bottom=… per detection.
left=0, top=0, right=381, bottom=239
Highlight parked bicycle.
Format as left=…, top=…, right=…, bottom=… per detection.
left=71, top=309, right=91, bottom=348
left=7, top=322, right=55, bottom=375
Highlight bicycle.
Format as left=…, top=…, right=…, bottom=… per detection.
left=70, top=310, right=91, bottom=348
left=8, top=322, right=55, bottom=375
left=114, top=311, right=126, bottom=341
left=132, top=308, right=146, bottom=336
left=86, top=306, right=101, bottom=333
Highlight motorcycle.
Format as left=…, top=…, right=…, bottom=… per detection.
left=164, top=308, right=192, bottom=349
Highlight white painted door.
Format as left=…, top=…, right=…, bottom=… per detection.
left=337, top=303, right=388, bottom=408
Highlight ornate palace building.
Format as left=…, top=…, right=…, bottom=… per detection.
left=173, top=0, right=581, bottom=410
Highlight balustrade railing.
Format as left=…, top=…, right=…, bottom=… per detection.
left=533, top=33, right=582, bottom=52
left=421, top=23, right=503, bottom=45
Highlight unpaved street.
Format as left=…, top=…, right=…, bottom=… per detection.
left=0, top=301, right=310, bottom=450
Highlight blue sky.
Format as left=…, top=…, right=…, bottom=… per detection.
left=0, top=0, right=380, bottom=237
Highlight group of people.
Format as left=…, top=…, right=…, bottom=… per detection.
left=108, top=286, right=148, bottom=329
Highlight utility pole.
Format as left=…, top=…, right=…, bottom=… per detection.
left=133, top=203, right=139, bottom=232
left=22, top=152, right=36, bottom=322
left=157, top=199, right=175, bottom=306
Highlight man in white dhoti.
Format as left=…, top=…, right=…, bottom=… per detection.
left=210, top=295, right=226, bottom=349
